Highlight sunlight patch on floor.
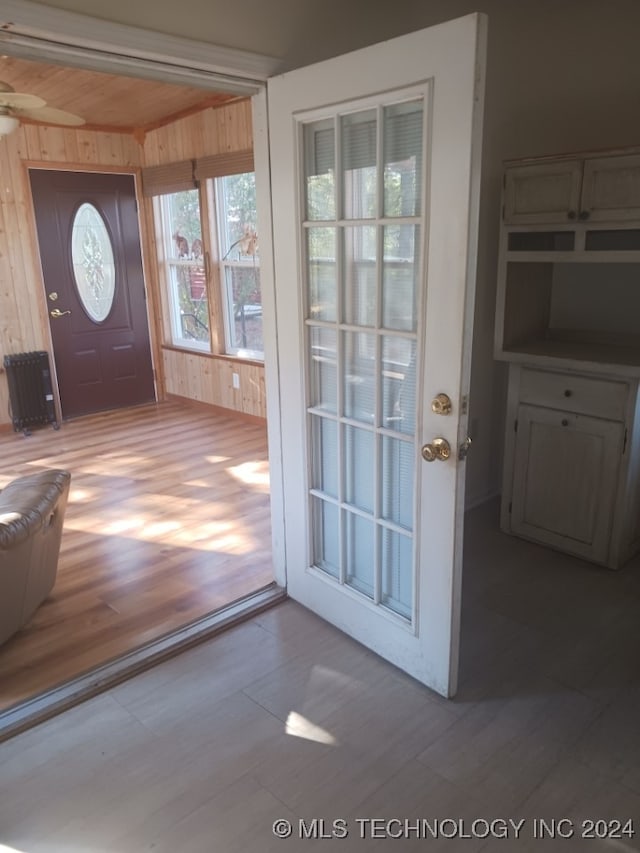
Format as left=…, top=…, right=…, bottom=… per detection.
left=71, top=457, right=158, bottom=477
left=63, top=509, right=258, bottom=554
left=205, top=454, right=232, bottom=465
left=285, top=710, right=338, bottom=746
left=101, top=516, right=147, bottom=534
left=227, top=460, right=270, bottom=491
left=69, top=486, right=98, bottom=503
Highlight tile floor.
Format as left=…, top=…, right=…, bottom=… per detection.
left=1, top=500, right=639, bottom=852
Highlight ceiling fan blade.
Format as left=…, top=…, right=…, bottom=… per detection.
left=14, top=106, right=85, bottom=127
left=0, top=92, right=46, bottom=109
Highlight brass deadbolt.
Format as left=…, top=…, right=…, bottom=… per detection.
left=431, top=393, right=452, bottom=415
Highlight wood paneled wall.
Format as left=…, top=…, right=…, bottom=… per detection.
left=0, top=98, right=265, bottom=428
left=142, top=99, right=265, bottom=419
left=143, top=99, right=253, bottom=164
left=162, top=349, right=265, bottom=418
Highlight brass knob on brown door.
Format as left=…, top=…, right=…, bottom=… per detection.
left=50, top=308, right=71, bottom=318
left=421, top=438, right=451, bottom=462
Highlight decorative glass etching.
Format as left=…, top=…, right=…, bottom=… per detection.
left=71, top=203, right=116, bottom=322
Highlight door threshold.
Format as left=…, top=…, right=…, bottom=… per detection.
left=0, top=583, right=287, bottom=743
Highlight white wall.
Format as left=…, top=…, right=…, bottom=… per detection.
left=31, top=0, right=640, bottom=504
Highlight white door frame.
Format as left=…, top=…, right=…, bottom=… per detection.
left=1, top=0, right=289, bottom=583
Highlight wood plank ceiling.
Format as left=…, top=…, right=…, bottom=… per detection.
left=0, top=54, right=237, bottom=134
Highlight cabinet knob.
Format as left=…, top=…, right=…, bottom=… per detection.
left=564, top=389, right=572, bottom=397
left=561, top=419, right=569, bottom=427
left=579, top=210, right=590, bottom=220
left=567, top=210, right=577, bottom=220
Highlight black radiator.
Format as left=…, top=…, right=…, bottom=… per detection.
left=3, top=351, right=59, bottom=435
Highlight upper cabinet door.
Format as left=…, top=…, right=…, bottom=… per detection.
left=504, top=160, right=583, bottom=225
left=581, top=154, right=640, bottom=222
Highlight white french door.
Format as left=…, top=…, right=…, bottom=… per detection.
left=266, top=14, right=486, bottom=697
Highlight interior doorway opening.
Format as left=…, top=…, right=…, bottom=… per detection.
left=0, top=37, right=280, bottom=734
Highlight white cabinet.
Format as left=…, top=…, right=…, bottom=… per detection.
left=501, top=366, right=640, bottom=568
left=512, top=406, right=621, bottom=565
left=496, top=146, right=640, bottom=567
left=504, top=160, right=582, bottom=225
left=582, top=155, right=640, bottom=222
left=504, top=152, right=640, bottom=225
left=495, top=148, right=640, bottom=375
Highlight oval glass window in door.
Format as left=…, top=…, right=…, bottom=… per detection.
left=71, top=202, right=116, bottom=322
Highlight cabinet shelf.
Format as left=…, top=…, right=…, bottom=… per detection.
left=505, top=251, right=640, bottom=263
left=496, top=258, right=640, bottom=370
left=500, top=337, right=640, bottom=376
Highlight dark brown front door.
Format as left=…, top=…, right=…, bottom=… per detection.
left=30, top=169, right=155, bottom=418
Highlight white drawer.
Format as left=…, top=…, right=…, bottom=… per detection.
left=519, top=368, right=628, bottom=420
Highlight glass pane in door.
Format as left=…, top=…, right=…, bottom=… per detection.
left=311, top=416, right=338, bottom=498
left=303, top=96, right=424, bottom=622
left=71, top=202, right=116, bottom=323
left=382, top=336, right=416, bottom=435
left=381, top=528, right=413, bottom=618
left=308, top=227, right=336, bottom=321
left=345, top=512, right=375, bottom=598
left=343, top=226, right=377, bottom=327
left=343, top=330, right=376, bottom=424
left=383, top=100, right=423, bottom=217
left=305, top=119, right=335, bottom=221
left=342, top=110, right=377, bottom=219
left=383, top=225, right=419, bottom=332
left=344, top=425, right=374, bottom=513
left=309, top=327, right=337, bottom=413
left=381, top=436, right=414, bottom=529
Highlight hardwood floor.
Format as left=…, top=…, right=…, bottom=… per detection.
left=0, top=401, right=273, bottom=711
left=1, top=505, right=639, bottom=852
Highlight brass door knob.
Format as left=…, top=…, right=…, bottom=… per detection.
left=431, top=393, right=452, bottom=415
left=50, top=308, right=71, bottom=318
left=421, top=437, right=451, bottom=462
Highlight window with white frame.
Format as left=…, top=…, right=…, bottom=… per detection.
left=155, top=188, right=210, bottom=352
left=213, top=172, right=262, bottom=359
left=145, top=153, right=261, bottom=361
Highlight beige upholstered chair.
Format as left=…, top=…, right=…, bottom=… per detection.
left=0, top=469, right=71, bottom=646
